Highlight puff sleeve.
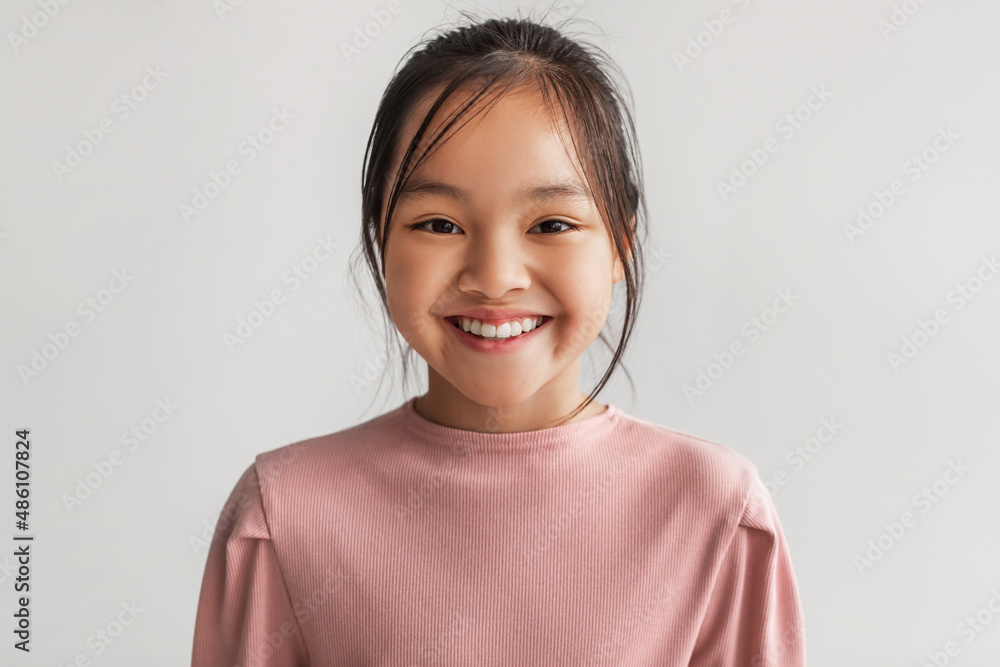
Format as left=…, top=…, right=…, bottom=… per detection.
left=689, top=477, right=807, bottom=666
left=191, top=463, right=309, bottom=666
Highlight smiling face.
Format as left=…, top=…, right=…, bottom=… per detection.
left=381, top=83, right=624, bottom=431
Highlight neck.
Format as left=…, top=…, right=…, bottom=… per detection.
left=413, top=375, right=604, bottom=433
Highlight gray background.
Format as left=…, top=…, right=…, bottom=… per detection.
left=2, top=0, right=999, bottom=664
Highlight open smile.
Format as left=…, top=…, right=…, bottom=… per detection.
left=444, top=315, right=551, bottom=352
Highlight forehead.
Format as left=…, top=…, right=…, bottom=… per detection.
left=391, top=82, right=590, bottom=194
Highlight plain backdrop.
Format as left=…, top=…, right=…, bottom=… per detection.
left=2, top=0, right=999, bottom=664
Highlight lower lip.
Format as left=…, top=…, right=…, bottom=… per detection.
left=447, top=317, right=550, bottom=353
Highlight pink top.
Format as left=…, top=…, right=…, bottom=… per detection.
left=191, top=398, right=806, bottom=666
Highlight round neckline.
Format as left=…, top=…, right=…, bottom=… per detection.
left=399, top=396, right=621, bottom=452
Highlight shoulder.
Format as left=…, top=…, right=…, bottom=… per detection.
left=614, top=411, right=763, bottom=527
left=252, top=403, right=408, bottom=496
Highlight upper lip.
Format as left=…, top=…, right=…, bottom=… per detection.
left=445, top=309, right=548, bottom=325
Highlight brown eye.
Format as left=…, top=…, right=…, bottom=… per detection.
left=531, top=219, right=579, bottom=234
left=411, top=218, right=462, bottom=234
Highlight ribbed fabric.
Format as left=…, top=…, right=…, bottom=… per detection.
left=191, top=398, right=806, bottom=666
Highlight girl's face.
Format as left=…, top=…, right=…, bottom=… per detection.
left=382, top=84, right=624, bottom=423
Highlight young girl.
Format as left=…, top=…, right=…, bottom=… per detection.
left=192, top=13, right=806, bottom=666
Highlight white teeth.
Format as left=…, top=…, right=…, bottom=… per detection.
left=456, top=316, right=543, bottom=340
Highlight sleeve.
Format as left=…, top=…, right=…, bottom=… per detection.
left=191, top=463, right=310, bottom=667
left=689, top=475, right=807, bottom=666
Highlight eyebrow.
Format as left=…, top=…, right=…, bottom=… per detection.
left=395, top=175, right=594, bottom=208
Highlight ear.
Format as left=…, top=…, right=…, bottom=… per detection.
left=612, top=238, right=629, bottom=284
left=612, top=215, right=635, bottom=284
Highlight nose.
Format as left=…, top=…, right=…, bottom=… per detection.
left=456, top=228, right=531, bottom=299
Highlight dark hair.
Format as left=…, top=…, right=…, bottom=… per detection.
left=347, top=8, right=648, bottom=427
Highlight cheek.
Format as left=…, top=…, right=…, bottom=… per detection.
left=384, top=247, right=420, bottom=332
left=386, top=285, right=430, bottom=346
left=555, top=249, right=614, bottom=299
left=385, top=244, right=450, bottom=342
left=551, top=254, right=614, bottom=341
left=385, top=235, right=430, bottom=293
